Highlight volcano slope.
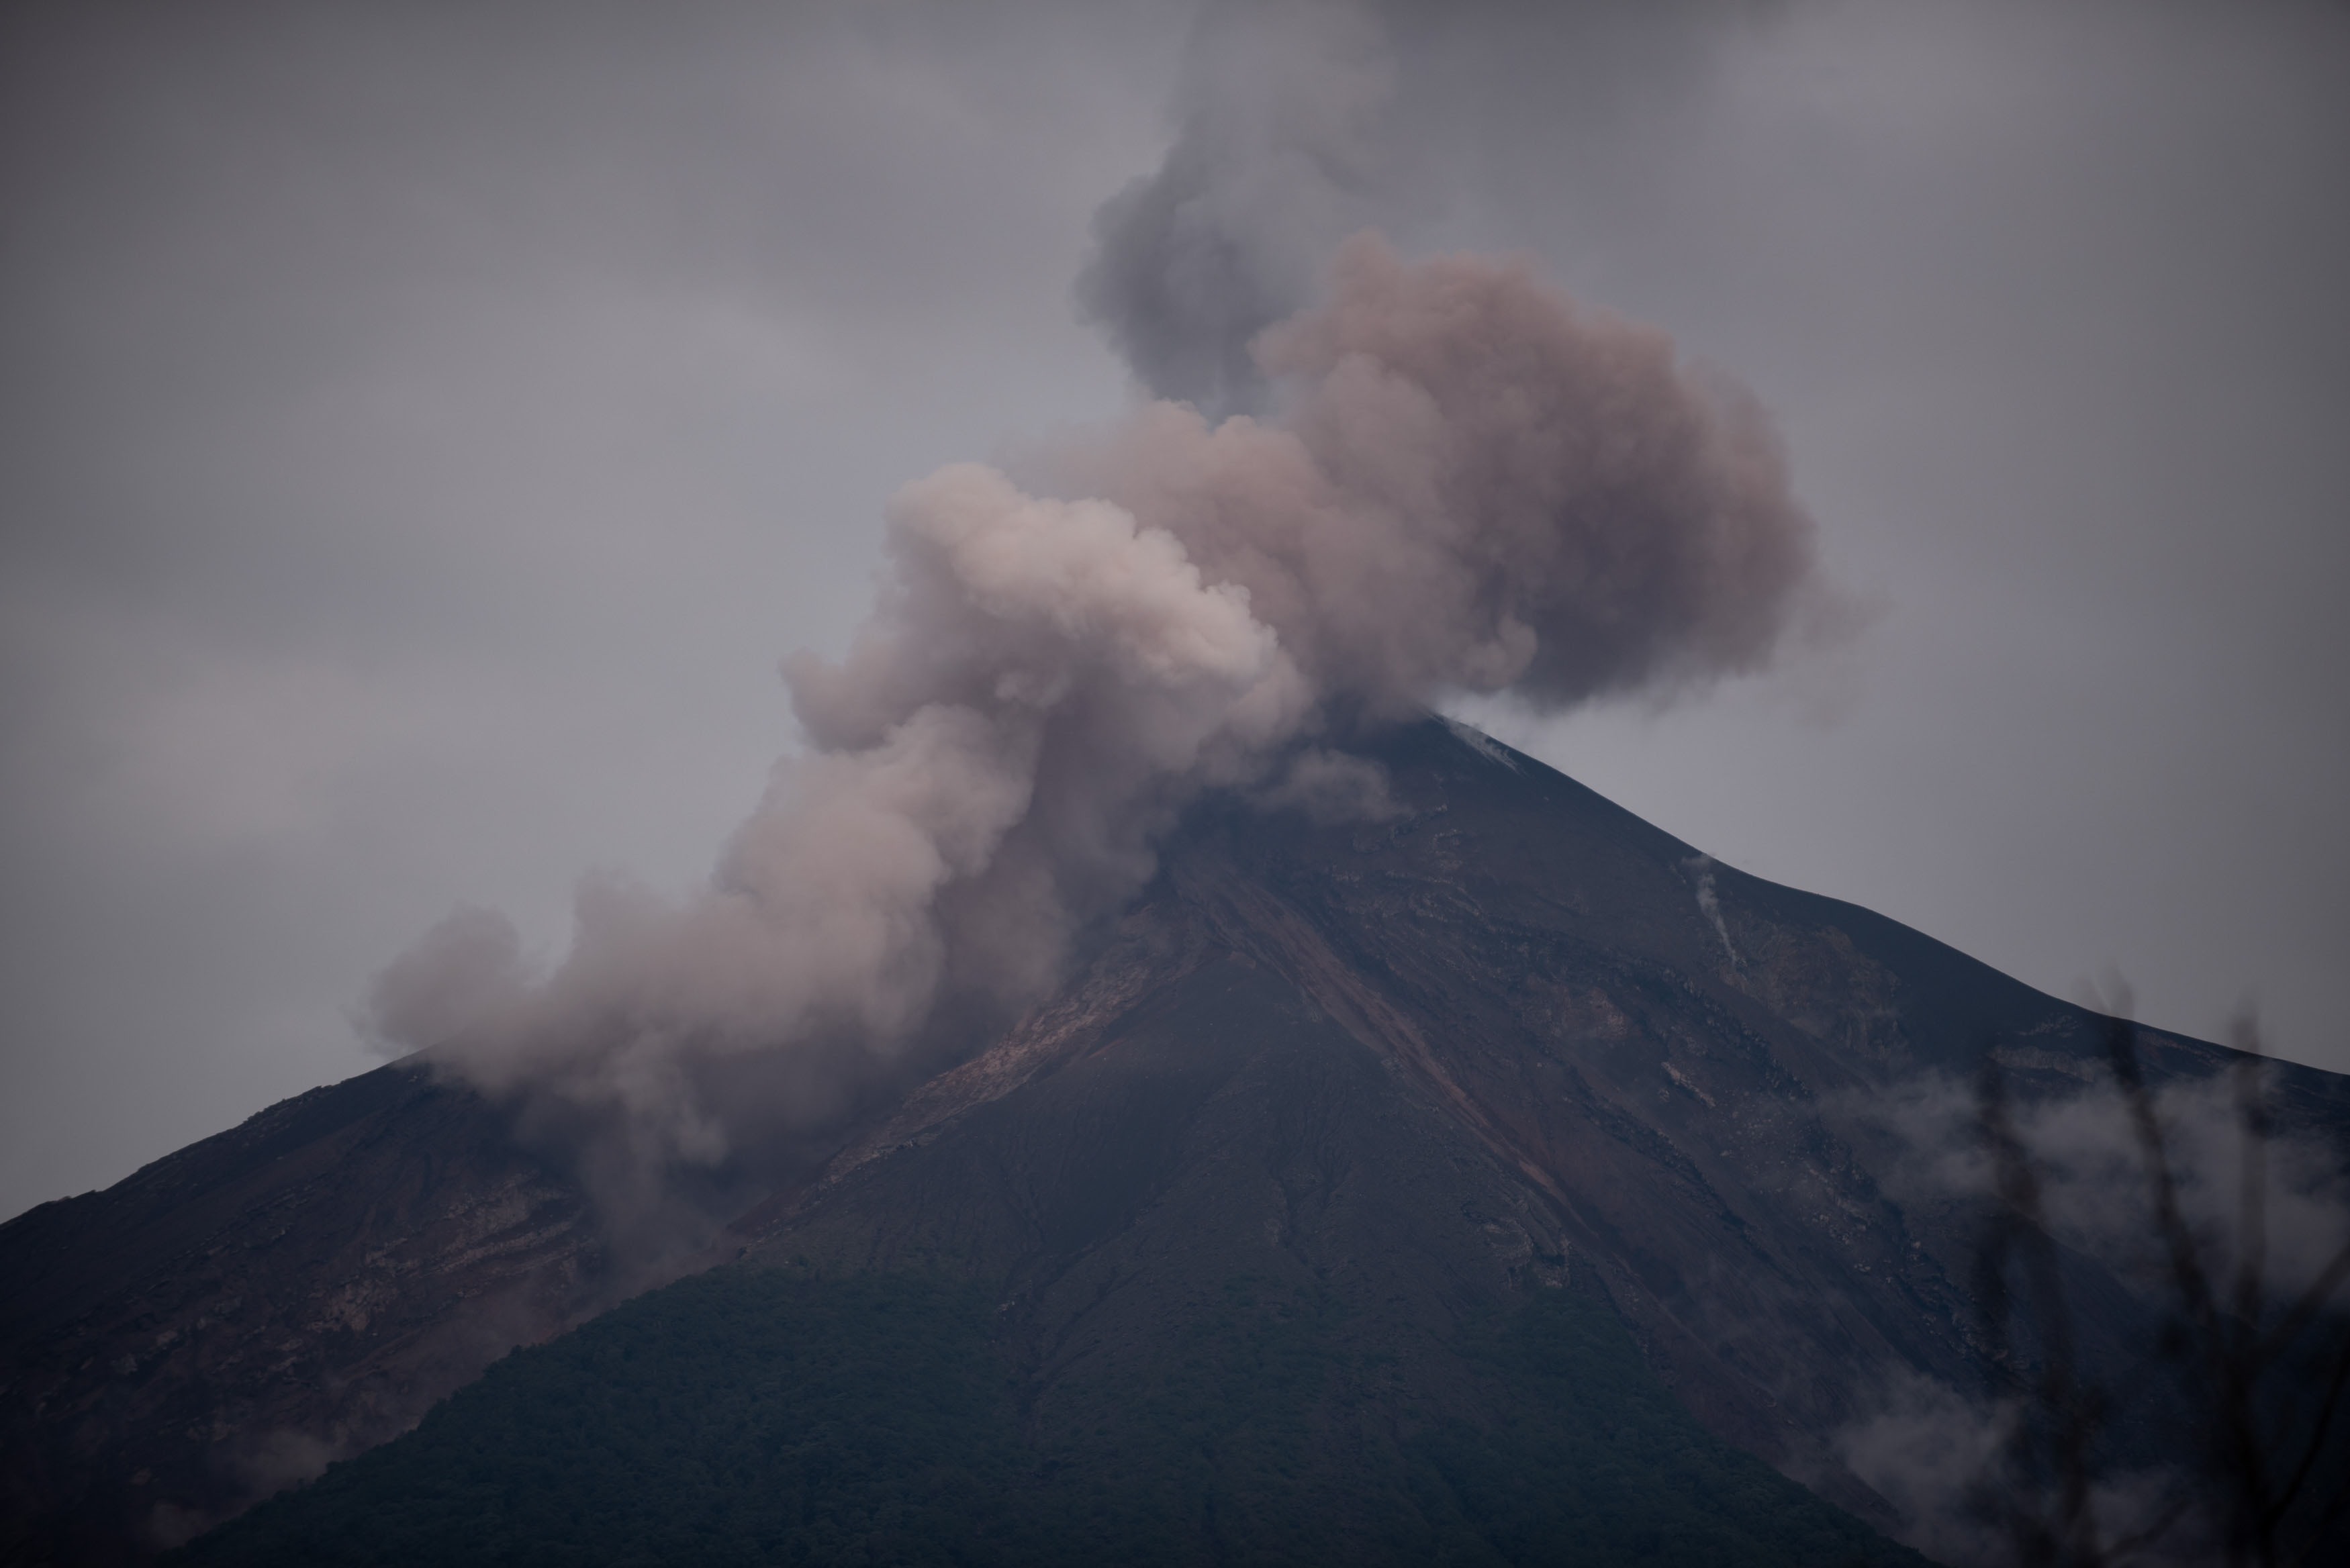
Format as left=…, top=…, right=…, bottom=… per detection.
left=0, top=1063, right=618, bottom=1565
left=13, top=719, right=2349, bottom=1564
left=715, top=718, right=2349, bottom=1543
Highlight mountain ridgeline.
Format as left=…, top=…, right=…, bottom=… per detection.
left=6, top=720, right=2345, bottom=1564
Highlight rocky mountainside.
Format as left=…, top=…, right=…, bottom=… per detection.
left=731, top=718, right=2350, bottom=1534
left=0, top=1064, right=609, bottom=1563
left=7, top=719, right=2346, bottom=1564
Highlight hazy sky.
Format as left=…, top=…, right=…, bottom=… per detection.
left=5, top=0, right=2346, bottom=1222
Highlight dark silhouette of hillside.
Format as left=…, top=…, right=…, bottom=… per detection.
left=175, top=1267, right=1925, bottom=1567
left=0, top=1062, right=611, bottom=1564
left=7, top=719, right=2346, bottom=1563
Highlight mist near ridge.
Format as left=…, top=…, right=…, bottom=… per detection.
left=1822, top=1051, right=2350, bottom=1567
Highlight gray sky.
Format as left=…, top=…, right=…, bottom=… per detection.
left=4, top=0, right=2345, bottom=1222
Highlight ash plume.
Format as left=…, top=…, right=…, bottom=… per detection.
left=1066, top=236, right=1828, bottom=713
left=374, top=166, right=1836, bottom=1224
left=1076, top=0, right=1395, bottom=417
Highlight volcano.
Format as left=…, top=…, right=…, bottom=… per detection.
left=7, top=720, right=2345, bottom=1565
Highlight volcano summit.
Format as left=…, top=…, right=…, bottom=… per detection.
left=8, top=720, right=2346, bottom=1565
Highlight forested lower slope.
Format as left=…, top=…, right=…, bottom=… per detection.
left=175, top=1265, right=1922, bottom=1567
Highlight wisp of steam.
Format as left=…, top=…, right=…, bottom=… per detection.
left=368, top=3, right=1840, bottom=1213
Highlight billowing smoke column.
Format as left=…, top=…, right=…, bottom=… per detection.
left=371, top=232, right=1832, bottom=1207
left=369, top=0, right=1836, bottom=1208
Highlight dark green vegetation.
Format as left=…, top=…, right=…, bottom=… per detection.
left=175, top=1265, right=1918, bottom=1567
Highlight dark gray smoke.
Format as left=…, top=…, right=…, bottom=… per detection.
left=1076, top=0, right=1394, bottom=416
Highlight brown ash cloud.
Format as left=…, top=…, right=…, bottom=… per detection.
left=371, top=228, right=1836, bottom=1224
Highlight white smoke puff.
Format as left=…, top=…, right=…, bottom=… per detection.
left=1681, top=853, right=1740, bottom=969
left=790, top=464, right=1294, bottom=750
left=786, top=462, right=1311, bottom=989
left=1842, top=1063, right=2350, bottom=1304
left=373, top=463, right=1310, bottom=1174
left=1831, top=1371, right=2014, bottom=1568
left=1832, top=1369, right=2210, bottom=1568
left=1253, top=747, right=1404, bottom=826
